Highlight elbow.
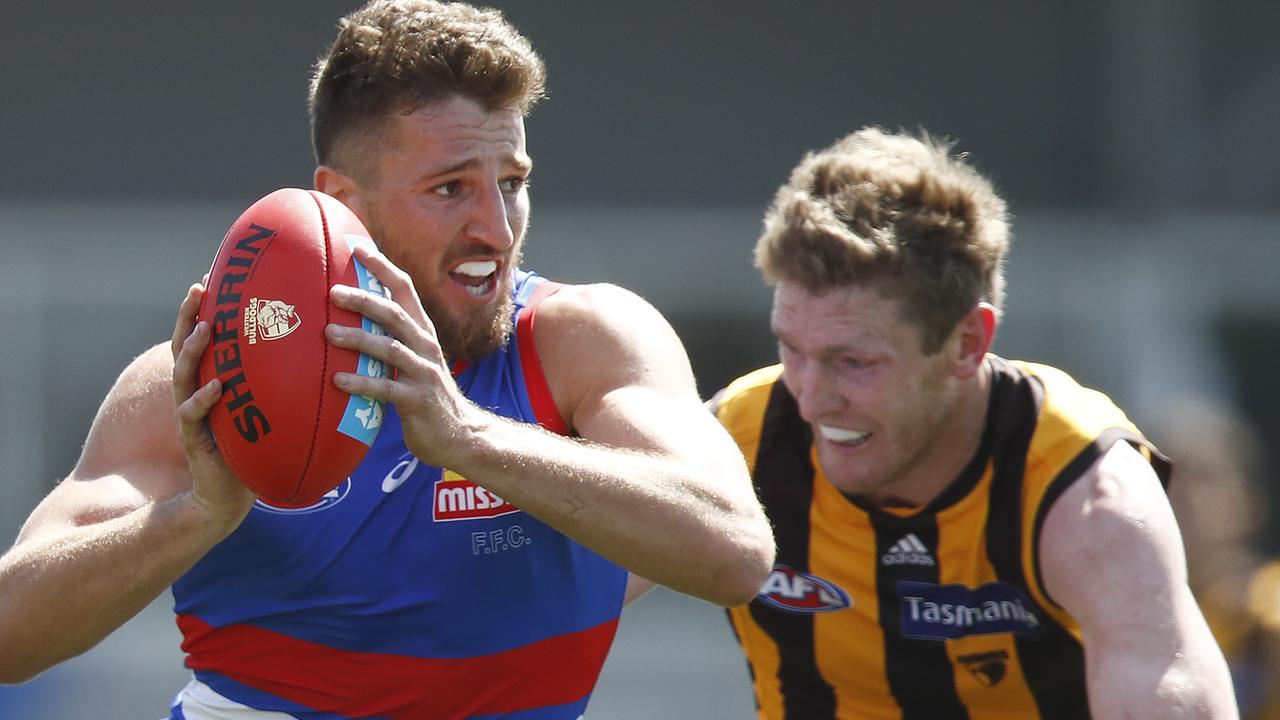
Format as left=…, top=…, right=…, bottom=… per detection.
left=0, top=670, right=40, bottom=686
left=0, top=653, right=44, bottom=686
left=0, top=620, right=67, bottom=685
left=707, top=527, right=776, bottom=608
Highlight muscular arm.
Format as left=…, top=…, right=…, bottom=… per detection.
left=472, top=283, right=772, bottom=605
left=0, top=286, right=254, bottom=683
left=329, top=250, right=774, bottom=606
left=1040, top=443, right=1239, bottom=719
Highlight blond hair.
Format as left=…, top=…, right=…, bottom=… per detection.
left=756, top=127, right=1010, bottom=353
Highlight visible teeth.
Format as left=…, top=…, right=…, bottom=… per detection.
left=463, top=283, right=488, bottom=297
left=818, top=424, right=868, bottom=443
left=454, top=260, right=497, bottom=277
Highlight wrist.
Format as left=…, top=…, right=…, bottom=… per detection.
left=169, top=489, right=251, bottom=544
left=405, top=396, right=499, bottom=472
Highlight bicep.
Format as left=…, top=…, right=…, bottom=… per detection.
left=1040, top=442, right=1233, bottom=716
left=539, top=285, right=747, bottom=470
left=1041, top=442, right=1188, bottom=627
left=17, top=344, right=189, bottom=544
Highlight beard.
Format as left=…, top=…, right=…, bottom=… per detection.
left=428, top=239, right=524, bottom=363
left=428, top=286, right=515, bottom=363
left=361, top=207, right=526, bottom=364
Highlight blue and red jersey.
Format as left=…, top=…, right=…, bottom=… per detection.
left=169, top=271, right=628, bottom=719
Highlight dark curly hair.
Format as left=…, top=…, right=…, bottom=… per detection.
left=308, top=0, right=546, bottom=175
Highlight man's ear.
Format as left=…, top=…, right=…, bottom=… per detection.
left=952, top=302, right=998, bottom=379
left=314, top=165, right=366, bottom=221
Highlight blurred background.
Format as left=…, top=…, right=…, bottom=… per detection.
left=2, top=0, right=1278, bottom=717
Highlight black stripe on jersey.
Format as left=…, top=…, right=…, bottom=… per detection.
left=983, top=361, right=1040, bottom=579
left=872, top=513, right=970, bottom=719
left=747, top=382, right=837, bottom=719
left=984, top=366, right=1090, bottom=720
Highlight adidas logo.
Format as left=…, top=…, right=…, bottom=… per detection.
left=881, top=533, right=936, bottom=566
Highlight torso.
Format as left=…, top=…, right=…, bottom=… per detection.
left=170, top=271, right=627, bottom=720
left=717, top=356, right=1167, bottom=720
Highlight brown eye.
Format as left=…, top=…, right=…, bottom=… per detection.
left=432, top=180, right=461, bottom=197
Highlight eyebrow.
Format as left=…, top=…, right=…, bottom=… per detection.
left=417, top=155, right=534, bottom=185
left=772, top=326, right=868, bottom=356
left=418, top=158, right=480, bottom=183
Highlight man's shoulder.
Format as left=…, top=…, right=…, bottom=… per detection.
left=996, top=357, right=1140, bottom=442
left=532, top=281, right=683, bottom=356
left=528, top=280, right=700, bottom=422
left=1000, top=358, right=1093, bottom=394
left=535, top=280, right=645, bottom=316
left=710, top=364, right=784, bottom=443
left=985, top=357, right=1162, bottom=518
left=716, top=365, right=785, bottom=408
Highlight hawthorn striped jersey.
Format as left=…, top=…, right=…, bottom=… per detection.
left=716, top=357, right=1168, bottom=720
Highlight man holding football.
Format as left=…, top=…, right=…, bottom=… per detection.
left=0, top=1, right=774, bottom=717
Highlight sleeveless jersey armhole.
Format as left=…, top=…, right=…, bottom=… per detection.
left=1028, top=428, right=1168, bottom=614
left=516, top=281, right=572, bottom=437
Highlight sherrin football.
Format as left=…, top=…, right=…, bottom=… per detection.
left=197, top=188, right=389, bottom=506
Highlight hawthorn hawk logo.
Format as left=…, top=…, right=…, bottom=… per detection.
left=958, top=650, right=1010, bottom=687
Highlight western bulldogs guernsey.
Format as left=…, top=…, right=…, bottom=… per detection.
left=169, top=271, right=628, bottom=720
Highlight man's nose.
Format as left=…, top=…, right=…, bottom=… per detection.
left=463, top=182, right=515, bottom=251
left=791, top=361, right=842, bottom=423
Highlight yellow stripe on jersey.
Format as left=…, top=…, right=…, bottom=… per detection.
left=717, top=356, right=1167, bottom=720
left=933, top=469, right=1042, bottom=717
left=809, top=467, right=892, bottom=719
left=729, top=604, right=786, bottom=719
left=1012, top=360, right=1167, bottom=634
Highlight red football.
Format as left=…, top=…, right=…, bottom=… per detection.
left=196, top=188, right=388, bottom=506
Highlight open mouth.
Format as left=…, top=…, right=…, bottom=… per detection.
left=449, top=260, right=499, bottom=298
left=818, top=424, right=870, bottom=446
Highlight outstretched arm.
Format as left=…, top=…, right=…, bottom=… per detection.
left=327, top=247, right=774, bottom=606
left=1040, top=442, right=1239, bottom=719
left=0, top=283, right=255, bottom=683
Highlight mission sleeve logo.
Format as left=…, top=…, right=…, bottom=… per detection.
left=432, top=470, right=520, bottom=522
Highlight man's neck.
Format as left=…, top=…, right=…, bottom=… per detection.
left=867, top=360, right=994, bottom=510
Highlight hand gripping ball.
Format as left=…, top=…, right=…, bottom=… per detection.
left=197, top=188, right=390, bottom=506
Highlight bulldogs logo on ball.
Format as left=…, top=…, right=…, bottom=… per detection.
left=244, top=298, right=301, bottom=345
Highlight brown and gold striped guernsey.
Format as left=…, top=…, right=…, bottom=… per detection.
left=716, top=356, right=1169, bottom=720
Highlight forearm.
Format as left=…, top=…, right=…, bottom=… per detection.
left=1088, top=657, right=1237, bottom=719
left=449, top=412, right=772, bottom=606
left=0, top=492, right=229, bottom=682
left=1085, top=607, right=1239, bottom=719
left=327, top=271, right=772, bottom=604
left=1043, top=448, right=1240, bottom=719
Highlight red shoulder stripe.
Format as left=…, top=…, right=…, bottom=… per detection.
left=516, top=281, right=572, bottom=436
